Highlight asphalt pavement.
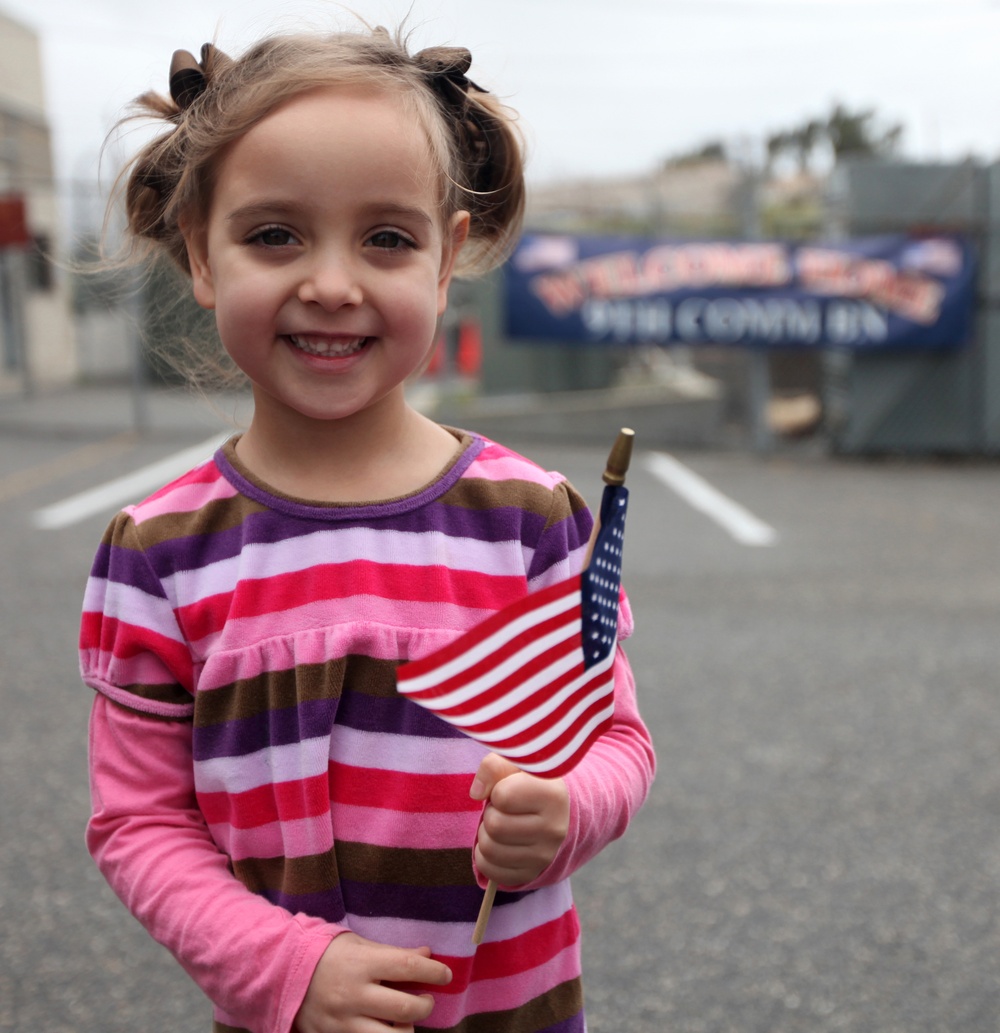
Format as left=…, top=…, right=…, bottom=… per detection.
left=1, top=382, right=998, bottom=1033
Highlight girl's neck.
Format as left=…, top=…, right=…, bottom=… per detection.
left=234, top=388, right=460, bottom=504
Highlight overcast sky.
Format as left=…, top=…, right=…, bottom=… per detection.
left=3, top=0, right=1000, bottom=190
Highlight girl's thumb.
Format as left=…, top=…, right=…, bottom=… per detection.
left=469, top=752, right=521, bottom=801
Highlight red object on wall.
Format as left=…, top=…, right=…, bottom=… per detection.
left=456, top=320, right=482, bottom=377
left=0, top=195, right=30, bottom=247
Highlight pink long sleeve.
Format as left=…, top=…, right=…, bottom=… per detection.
left=501, top=646, right=656, bottom=892
left=86, top=695, right=344, bottom=1033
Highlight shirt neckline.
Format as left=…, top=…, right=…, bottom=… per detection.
left=214, top=427, right=484, bottom=521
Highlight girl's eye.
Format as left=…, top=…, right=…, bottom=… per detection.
left=248, top=226, right=296, bottom=248
left=367, top=229, right=416, bottom=251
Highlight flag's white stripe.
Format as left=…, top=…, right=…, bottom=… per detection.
left=516, top=701, right=617, bottom=774
left=429, top=625, right=585, bottom=722
left=397, top=588, right=580, bottom=698
left=447, top=646, right=617, bottom=735
left=467, top=673, right=616, bottom=754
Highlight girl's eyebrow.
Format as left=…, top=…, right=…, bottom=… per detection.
left=225, top=200, right=435, bottom=227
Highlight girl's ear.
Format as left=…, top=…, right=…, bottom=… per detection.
left=183, top=224, right=217, bottom=310
left=437, top=210, right=471, bottom=316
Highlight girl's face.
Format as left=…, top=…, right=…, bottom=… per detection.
left=184, top=86, right=468, bottom=429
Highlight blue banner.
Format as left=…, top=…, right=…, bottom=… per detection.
left=504, top=234, right=977, bottom=349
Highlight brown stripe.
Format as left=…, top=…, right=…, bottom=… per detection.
left=233, top=844, right=476, bottom=897
left=194, top=654, right=399, bottom=727
left=118, top=680, right=194, bottom=710
left=437, top=978, right=584, bottom=1033
left=337, top=842, right=477, bottom=888
left=135, top=492, right=268, bottom=548
left=440, top=476, right=575, bottom=520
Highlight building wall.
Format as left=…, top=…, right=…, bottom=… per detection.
left=0, top=7, right=77, bottom=388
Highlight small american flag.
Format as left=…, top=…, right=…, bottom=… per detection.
left=397, top=480, right=629, bottom=778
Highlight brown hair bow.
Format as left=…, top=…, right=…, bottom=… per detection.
left=414, top=46, right=486, bottom=112
left=169, top=43, right=227, bottom=110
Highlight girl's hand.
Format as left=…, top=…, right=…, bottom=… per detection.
left=294, top=932, right=452, bottom=1033
left=469, top=753, right=570, bottom=887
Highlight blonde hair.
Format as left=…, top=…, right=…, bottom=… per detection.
left=119, top=25, right=525, bottom=279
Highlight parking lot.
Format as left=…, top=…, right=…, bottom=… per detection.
left=1, top=385, right=998, bottom=1032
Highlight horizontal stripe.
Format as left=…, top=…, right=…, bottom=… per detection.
left=163, top=526, right=532, bottom=611
left=194, top=734, right=333, bottom=792
left=80, top=614, right=194, bottom=690
left=330, top=724, right=487, bottom=775
left=435, top=911, right=579, bottom=994
left=198, top=597, right=494, bottom=658
left=348, top=881, right=574, bottom=957
left=208, top=812, right=334, bottom=862
left=193, top=685, right=467, bottom=762
left=329, top=801, right=479, bottom=851
left=193, top=656, right=353, bottom=727
left=133, top=470, right=240, bottom=523
left=193, top=697, right=338, bottom=761
left=417, top=951, right=582, bottom=1031
left=199, top=761, right=481, bottom=829
left=84, top=676, right=194, bottom=719
left=176, top=561, right=525, bottom=643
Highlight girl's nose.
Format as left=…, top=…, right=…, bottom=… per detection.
left=297, top=254, right=364, bottom=309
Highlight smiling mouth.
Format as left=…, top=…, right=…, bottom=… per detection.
left=287, top=335, right=370, bottom=358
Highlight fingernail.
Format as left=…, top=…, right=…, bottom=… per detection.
left=469, top=776, right=486, bottom=800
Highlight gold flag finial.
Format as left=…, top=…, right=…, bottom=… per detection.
left=602, top=428, right=635, bottom=487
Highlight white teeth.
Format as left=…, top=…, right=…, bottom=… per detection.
left=289, top=335, right=367, bottom=358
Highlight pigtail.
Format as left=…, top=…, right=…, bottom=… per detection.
left=454, top=88, right=526, bottom=274
left=118, top=44, right=235, bottom=275
left=412, top=44, right=525, bottom=276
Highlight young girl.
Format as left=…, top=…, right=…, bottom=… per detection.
left=81, top=24, right=655, bottom=1033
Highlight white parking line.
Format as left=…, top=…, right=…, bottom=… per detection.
left=33, top=435, right=227, bottom=530
left=643, top=452, right=778, bottom=547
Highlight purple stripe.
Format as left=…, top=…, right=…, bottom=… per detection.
left=262, top=882, right=527, bottom=924
left=528, top=509, right=592, bottom=582
left=337, top=692, right=468, bottom=740
left=143, top=498, right=547, bottom=577
left=337, top=880, right=528, bottom=922
left=539, top=1011, right=586, bottom=1033
left=192, top=696, right=338, bottom=761
left=91, top=542, right=169, bottom=598
left=191, top=691, right=464, bottom=761
left=263, top=887, right=346, bottom=924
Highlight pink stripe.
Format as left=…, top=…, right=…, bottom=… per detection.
left=420, top=942, right=581, bottom=1028
left=468, top=452, right=566, bottom=488
left=133, top=474, right=239, bottom=523
left=198, top=597, right=493, bottom=663
left=212, top=802, right=479, bottom=859
left=331, top=801, right=479, bottom=850
left=81, top=647, right=185, bottom=690
left=209, top=814, right=334, bottom=862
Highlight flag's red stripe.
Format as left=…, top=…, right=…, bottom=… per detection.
left=475, top=678, right=614, bottom=762
left=504, top=694, right=611, bottom=776
left=455, top=662, right=606, bottom=744
left=412, top=623, right=581, bottom=716
left=398, top=576, right=581, bottom=682
left=523, top=716, right=613, bottom=778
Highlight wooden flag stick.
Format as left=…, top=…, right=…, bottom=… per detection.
left=471, top=427, right=635, bottom=947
